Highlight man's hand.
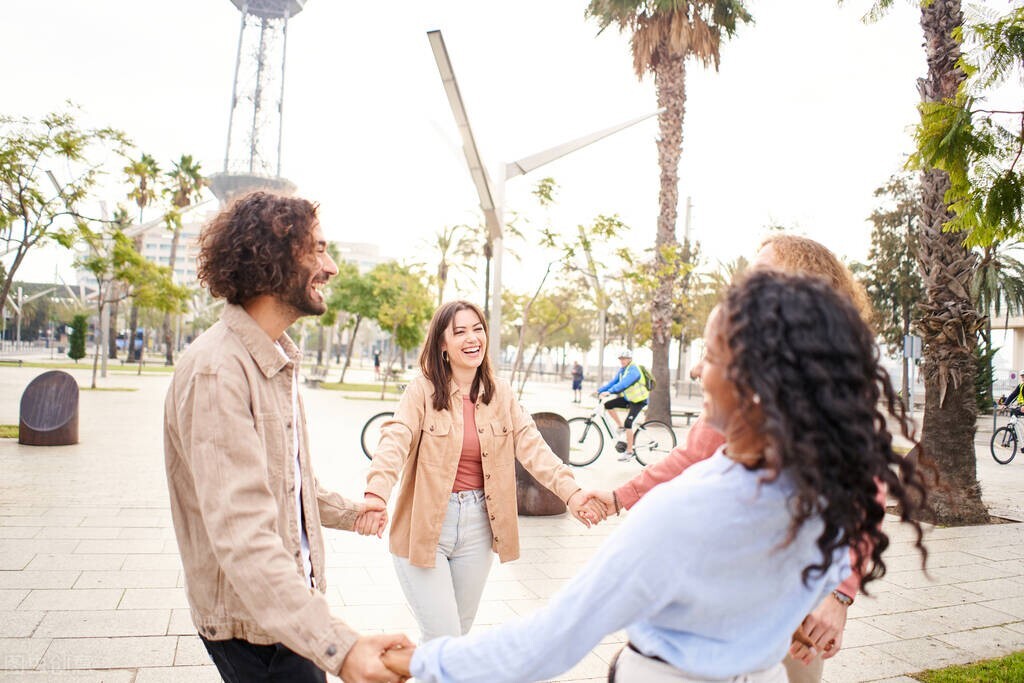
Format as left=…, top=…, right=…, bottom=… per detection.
left=567, top=490, right=606, bottom=527
left=339, top=633, right=414, bottom=683
left=789, top=593, right=849, bottom=662
left=355, top=494, right=388, bottom=538
left=582, top=489, right=618, bottom=517
left=381, top=644, right=415, bottom=678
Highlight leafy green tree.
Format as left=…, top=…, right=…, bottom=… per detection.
left=369, top=262, right=433, bottom=399
left=161, top=154, right=206, bottom=365
left=0, top=109, right=127, bottom=320
left=586, top=0, right=752, bottom=423
left=122, top=153, right=162, bottom=362
left=912, top=5, right=1024, bottom=246
left=326, top=260, right=379, bottom=383
left=68, top=314, right=87, bottom=362
left=861, top=174, right=924, bottom=405
left=76, top=220, right=187, bottom=387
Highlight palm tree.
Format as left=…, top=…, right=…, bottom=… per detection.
left=161, top=155, right=206, bottom=365
left=914, top=0, right=988, bottom=524
left=430, top=224, right=478, bottom=307
left=123, top=153, right=161, bottom=364
left=586, top=0, right=752, bottom=422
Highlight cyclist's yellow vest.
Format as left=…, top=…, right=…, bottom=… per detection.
left=623, top=363, right=650, bottom=403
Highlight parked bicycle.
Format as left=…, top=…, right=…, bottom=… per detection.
left=361, top=411, right=393, bottom=460
left=566, top=401, right=676, bottom=467
left=991, top=408, right=1021, bottom=464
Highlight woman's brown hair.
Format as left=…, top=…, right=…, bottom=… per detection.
left=419, top=301, right=495, bottom=411
left=196, top=191, right=319, bottom=305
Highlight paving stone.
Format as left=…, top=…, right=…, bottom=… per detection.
left=0, top=637, right=49, bottom=670
left=0, top=593, right=26, bottom=612
left=933, top=624, right=1024, bottom=660
left=33, top=609, right=170, bottom=638
left=0, top=572, right=79, bottom=590
left=819, top=645, right=916, bottom=682
left=120, top=555, right=182, bottom=572
left=75, top=540, right=166, bottom=555
left=118, top=588, right=189, bottom=610
left=0, top=611, right=43, bottom=638
left=18, top=589, right=123, bottom=612
left=134, top=665, right=221, bottom=682
left=37, top=636, right=176, bottom=669
left=35, top=527, right=122, bottom=540
left=73, top=570, right=179, bottom=590
left=173, top=635, right=210, bottom=665
left=0, top=671, right=134, bottom=682
left=24, top=554, right=125, bottom=572
left=167, top=609, right=195, bottom=636
left=0, top=529, right=39, bottom=540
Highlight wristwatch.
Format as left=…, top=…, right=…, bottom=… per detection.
left=832, top=590, right=854, bottom=607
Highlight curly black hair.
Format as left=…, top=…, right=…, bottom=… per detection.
left=196, top=191, right=319, bottom=305
left=720, top=271, right=929, bottom=592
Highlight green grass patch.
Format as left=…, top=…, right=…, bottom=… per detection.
left=913, top=651, right=1024, bottom=682
left=318, top=381, right=403, bottom=394
left=0, top=425, right=18, bottom=438
left=79, top=386, right=139, bottom=392
left=0, top=361, right=174, bottom=373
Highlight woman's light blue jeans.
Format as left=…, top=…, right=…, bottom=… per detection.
left=392, top=489, right=495, bottom=642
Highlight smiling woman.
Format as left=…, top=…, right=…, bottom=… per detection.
left=359, top=300, right=603, bottom=643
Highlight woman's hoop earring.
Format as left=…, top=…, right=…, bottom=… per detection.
left=442, top=351, right=449, bottom=364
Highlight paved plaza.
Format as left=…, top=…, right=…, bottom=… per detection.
left=2, top=359, right=1024, bottom=682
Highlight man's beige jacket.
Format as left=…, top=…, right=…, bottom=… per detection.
left=164, top=304, right=360, bottom=675
left=366, top=375, right=581, bottom=568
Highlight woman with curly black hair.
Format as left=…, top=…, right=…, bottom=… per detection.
left=381, top=271, right=930, bottom=683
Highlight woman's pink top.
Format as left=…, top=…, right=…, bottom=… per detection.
left=452, top=396, right=485, bottom=491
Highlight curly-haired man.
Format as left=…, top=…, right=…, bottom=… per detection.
left=164, top=191, right=411, bottom=683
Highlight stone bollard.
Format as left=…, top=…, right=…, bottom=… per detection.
left=19, top=370, right=79, bottom=446
left=516, top=412, right=570, bottom=516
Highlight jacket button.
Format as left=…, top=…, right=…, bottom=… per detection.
left=430, top=425, right=435, bottom=431
left=295, top=551, right=301, bottom=558
left=503, top=426, right=507, bottom=433
left=478, top=428, right=484, bottom=434
left=326, top=644, right=337, bottom=656
left=209, top=626, right=217, bottom=636
left=494, top=537, right=499, bottom=543
left=485, top=474, right=490, bottom=479
left=286, top=421, right=292, bottom=429
left=486, top=495, right=491, bottom=500
left=482, top=452, right=488, bottom=458
left=490, top=514, right=495, bottom=520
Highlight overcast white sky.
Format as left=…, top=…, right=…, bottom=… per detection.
left=6, top=0, right=1016, bottom=298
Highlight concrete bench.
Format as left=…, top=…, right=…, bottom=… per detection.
left=304, top=366, right=328, bottom=388
left=0, top=359, right=24, bottom=367
left=19, top=370, right=79, bottom=446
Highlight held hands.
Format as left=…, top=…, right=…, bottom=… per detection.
left=788, top=594, right=849, bottom=663
left=567, top=490, right=608, bottom=527
left=381, top=643, right=416, bottom=678
left=355, top=493, right=388, bottom=538
left=339, top=633, right=414, bottom=683
left=581, top=489, right=618, bottom=518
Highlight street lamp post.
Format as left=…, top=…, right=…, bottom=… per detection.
left=427, top=29, right=660, bottom=370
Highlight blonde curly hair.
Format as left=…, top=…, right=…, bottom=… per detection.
left=757, top=234, right=874, bottom=326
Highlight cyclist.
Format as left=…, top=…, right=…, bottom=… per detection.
left=998, top=372, right=1024, bottom=417
left=597, top=348, right=650, bottom=461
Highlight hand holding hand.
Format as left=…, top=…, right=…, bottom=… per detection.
left=339, top=633, right=414, bottom=683
left=789, top=624, right=817, bottom=665
left=381, top=643, right=416, bottom=678
left=582, top=489, right=618, bottom=517
left=355, top=494, right=388, bottom=538
left=568, top=490, right=606, bottom=527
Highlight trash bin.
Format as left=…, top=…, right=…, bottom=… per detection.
left=515, top=412, right=570, bottom=516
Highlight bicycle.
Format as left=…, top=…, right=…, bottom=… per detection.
left=360, top=411, right=393, bottom=460
left=991, top=407, right=1021, bottom=464
left=566, top=400, right=677, bottom=467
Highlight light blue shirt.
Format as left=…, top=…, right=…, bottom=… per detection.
left=411, top=447, right=851, bottom=682
left=598, top=363, right=642, bottom=395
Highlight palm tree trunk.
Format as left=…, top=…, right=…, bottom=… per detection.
left=915, top=0, right=987, bottom=525
left=648, top=47, right=686, bottom=423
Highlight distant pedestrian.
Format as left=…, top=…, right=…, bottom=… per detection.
left=373, top=349, right=381, bottom=378
left=571, top=361, right=584, bottom=403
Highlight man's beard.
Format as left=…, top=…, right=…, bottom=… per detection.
left=283, top=269, right=328, bottom=317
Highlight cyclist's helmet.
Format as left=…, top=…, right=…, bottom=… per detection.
left=617, top=348, right=633, bottom=359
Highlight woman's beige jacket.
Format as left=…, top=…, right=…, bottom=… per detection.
left=365, top=376, right=580, bottom=568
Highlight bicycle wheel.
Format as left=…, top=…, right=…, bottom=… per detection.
left=991, top=426, right=1018, bottom=465
left=566, top=417, right=605, bottom=466
left=361, top=411, right=394, bottom=460
left=633, top=420, right=677, bottom=467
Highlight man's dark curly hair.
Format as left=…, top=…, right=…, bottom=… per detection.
left=196, top=191, right=319, bottom=304
left=720, top=271, right=929, bottom=593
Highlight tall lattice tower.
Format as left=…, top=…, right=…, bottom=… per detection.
left=209, top=0, right=306, bottom=203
